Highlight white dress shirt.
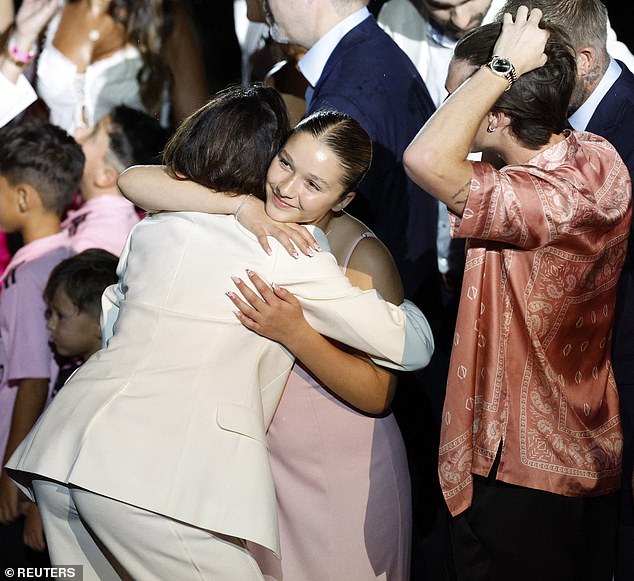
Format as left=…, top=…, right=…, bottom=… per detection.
left=569, top=58, right=623, bottom=131
left=298, top=7, right=371, bottom=90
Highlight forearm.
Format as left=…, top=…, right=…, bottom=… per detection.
left=3, top=378, right=48, bottom=461
left=118, top=165, right=249, bottom=214
left=285, top=326, right=396, bottom=414
left=404, top=68, right=507, bottom=214
left=0, top=27, right=37, bottom=84
left=408, top=68, right=499, bottom=166
left=0, top=0, right=47, bottom=85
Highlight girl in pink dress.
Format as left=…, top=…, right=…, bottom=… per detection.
left=121, top=111, right=427, bottom=580
left=245, top=226, right=413, bottom=581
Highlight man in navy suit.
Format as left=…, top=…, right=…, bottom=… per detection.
left=500, top=1, right=634, bottom=579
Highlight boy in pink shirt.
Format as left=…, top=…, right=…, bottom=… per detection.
left=19, top=249, right=119, bottom=553
left=0, top=121, right=83, bottom=530
left=66, top=106, right=169, bottom=256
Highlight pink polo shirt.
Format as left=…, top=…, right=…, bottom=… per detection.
left=0, top=231, right=73, bottom=459
left=62, top=195, right=140, bottom=257
left=0, top=233, right=11, bottom=277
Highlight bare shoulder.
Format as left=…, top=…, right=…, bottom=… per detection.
left=334, top=213, right=404, bottom=303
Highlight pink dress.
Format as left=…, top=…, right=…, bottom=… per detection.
left=253, top=233, right=412, bottom=581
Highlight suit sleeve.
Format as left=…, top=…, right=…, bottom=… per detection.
left=0, top=73, right=37, bottom=128
left=100, top=228, right=135, bottom=346
left=268, top=233, right=434, bottom=372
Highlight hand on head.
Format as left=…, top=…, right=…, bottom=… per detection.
left=493, top=5, right=549, bottom=77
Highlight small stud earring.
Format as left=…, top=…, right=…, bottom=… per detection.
left=487, top=124, right=496, bottom=133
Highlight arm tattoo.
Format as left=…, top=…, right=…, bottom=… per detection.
left=450, top=180, right=471, bottom=208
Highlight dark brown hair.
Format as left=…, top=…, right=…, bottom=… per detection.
left=107, top=105, right=170, bottom=172
left=453, top=21, right=576, bottom=149
left=45, top=249, right=119, bottom=317
left=0, top=121, right=84, bottom=215
left=162, top=85, right=290, bottom=199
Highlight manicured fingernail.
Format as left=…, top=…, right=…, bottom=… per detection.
left=306, top=247, right=314, bottom=256
left=232, top=310, right=241, bottom=317
left=226, top=291, right=236, bottom=298
left=246, top=269, right=255, bottom=276
left=271, top=283, right=279, bottom=291
left=314, top=243, right=322, bottom=252
left=231, top=276, right=241, bottom=284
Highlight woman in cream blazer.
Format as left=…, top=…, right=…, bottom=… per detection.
left=7, top=87, right=433, bottom=580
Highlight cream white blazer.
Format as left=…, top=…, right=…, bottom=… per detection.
left=0, top=73, right=37, bottom=128
left=8, top=212, right=434, bottom=555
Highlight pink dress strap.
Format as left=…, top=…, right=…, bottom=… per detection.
left=342, top=231, right=377, bottom=274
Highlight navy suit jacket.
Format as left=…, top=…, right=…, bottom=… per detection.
left=308, top=15, right=438, bottom=304
left=587, top=62, right=634, bottom=384
left=587, top=61, right=634, bottom=523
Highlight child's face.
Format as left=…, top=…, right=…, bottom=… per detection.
left=46, top=285, right=101, bottom=361
left=0, top=176, right=22, bottom=233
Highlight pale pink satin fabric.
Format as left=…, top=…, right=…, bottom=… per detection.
left=439, top=131, right=632, bottom=516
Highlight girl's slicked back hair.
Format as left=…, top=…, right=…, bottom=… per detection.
left=292, top=110, right=372, bottom=196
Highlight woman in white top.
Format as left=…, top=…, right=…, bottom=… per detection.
left=7, top=85, right=433, bottom=580
left=35, top=0, right=208, bottom=133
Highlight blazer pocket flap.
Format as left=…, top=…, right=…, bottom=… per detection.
left=216, top=402, right=266, bottom=442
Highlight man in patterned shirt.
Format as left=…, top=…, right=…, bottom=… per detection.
left=404, top=7, right=631, bottom=581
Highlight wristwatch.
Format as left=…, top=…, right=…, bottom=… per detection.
left=485, top=56, right=517, bottom=91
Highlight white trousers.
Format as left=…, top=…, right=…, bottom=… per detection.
left=33, top=479, right=265, bottom=581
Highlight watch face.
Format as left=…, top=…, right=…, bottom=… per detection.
left=491, top=57, right=512, bottom=74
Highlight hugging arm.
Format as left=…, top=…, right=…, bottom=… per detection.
left=231, top=274, right=397, bottom=414
left=117, top=165, right=318, bottom=257
left=231, top=235, right=433, bottom=407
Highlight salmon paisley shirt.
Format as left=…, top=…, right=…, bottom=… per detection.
left=439, top=131, right=632, bottom=516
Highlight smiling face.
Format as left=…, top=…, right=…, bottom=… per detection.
left=264, top=132, right=352, bottom=228
left=420, top=0, right=491, bottom=40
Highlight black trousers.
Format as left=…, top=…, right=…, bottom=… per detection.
left=448, top=456, right=619, bottom=581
